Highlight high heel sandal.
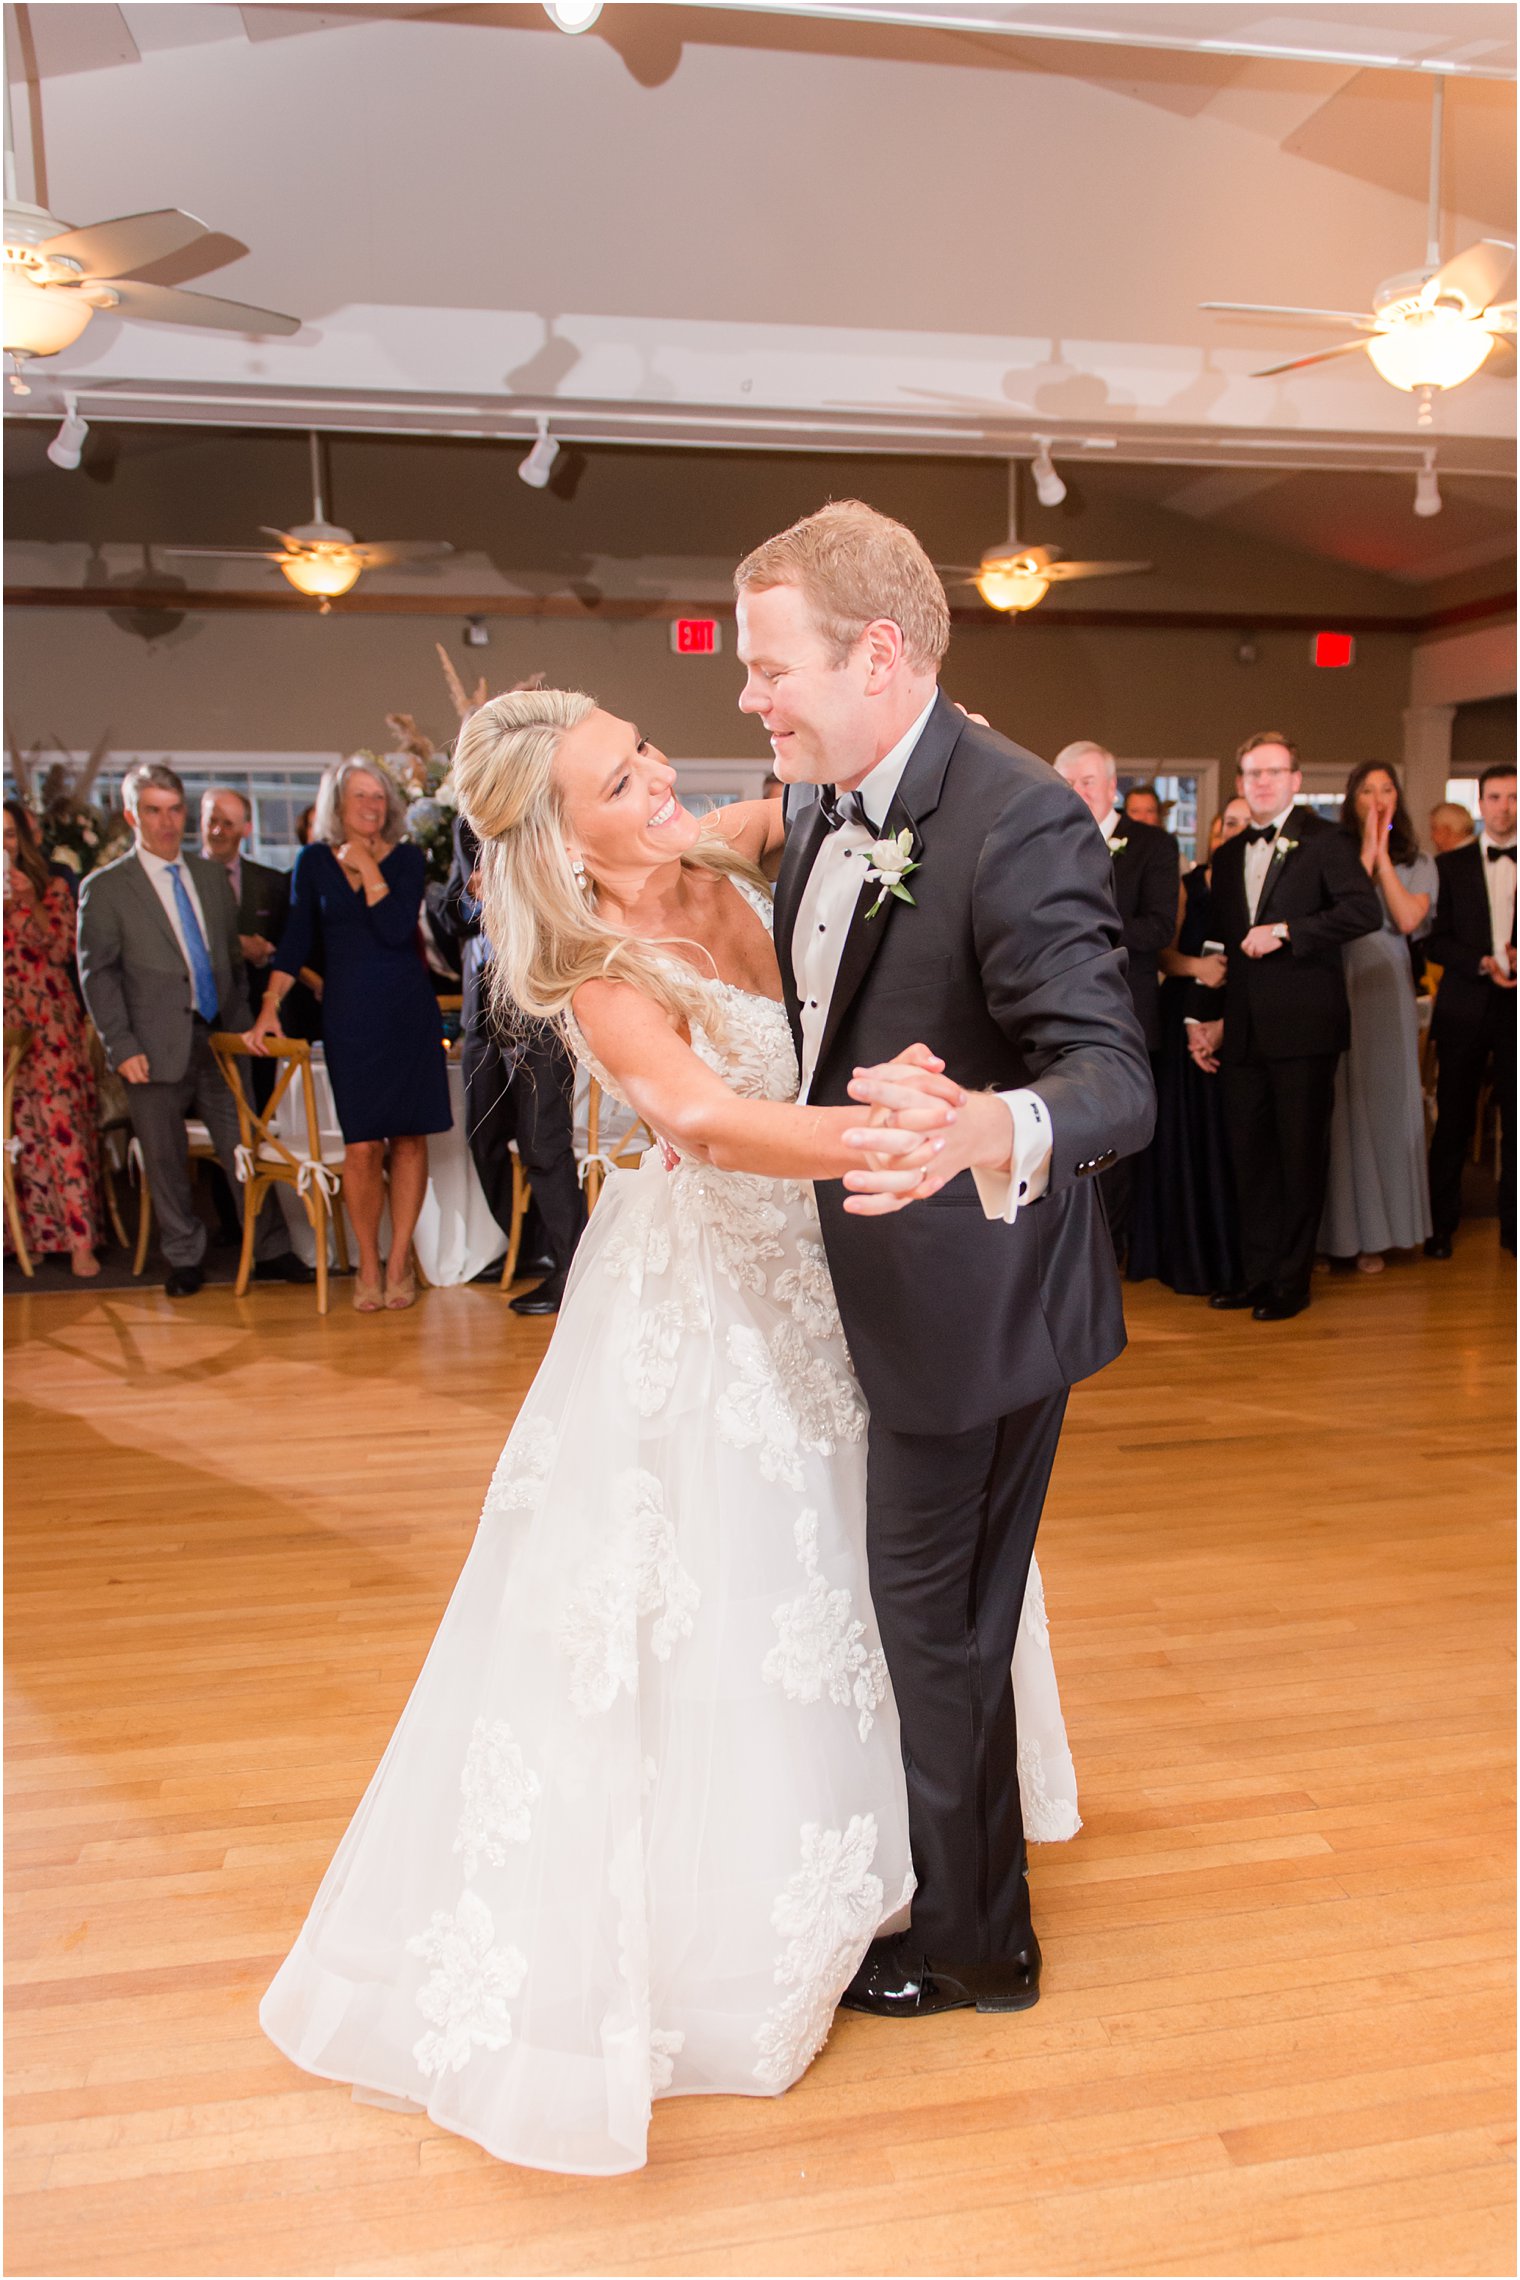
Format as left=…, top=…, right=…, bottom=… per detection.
left=384, top=1265, right=418, bottom=1311
left=353, top=1277, right=384, bottom=1313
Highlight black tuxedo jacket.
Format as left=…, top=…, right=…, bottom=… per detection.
left=1204, top=809, right=1380, bottom=1063
left=1427, top=838, right=1516, bottom=1040
left=1108, top=818, right=1181, bottom=1051
left=235, top=855, right=290, bottom=952
left=443, top=815, right=493, bottom=1037
left=775, top=693, right=1154, bottom=1436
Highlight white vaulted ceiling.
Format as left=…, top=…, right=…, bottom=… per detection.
left=3, top=0, right=1515, bottom=601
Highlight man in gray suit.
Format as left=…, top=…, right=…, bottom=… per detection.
left=77, top=762, right=309, bottom=1296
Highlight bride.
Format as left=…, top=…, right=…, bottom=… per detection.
left=261, top=688, right=1079, bottom=2176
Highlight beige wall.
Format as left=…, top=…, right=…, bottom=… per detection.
left=3, top=602, right=1419, bottom=782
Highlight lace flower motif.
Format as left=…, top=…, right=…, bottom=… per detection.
left=670, top=1165, right=788, bottom=1295
left=1018, top=1735, right=1082, bottom=1843
left=717, top=1322, right=864, bottom=1489
left=622, top=1299, right=687, bottom=1417
left=753, top=1816, right=883, bottom=2090
left=601, top=1191, right=672, bottom=1297
left=763, top=1510, right=889, bottom=1741
left=773, top=1238, right=844, bottom=1344
left=454, top=1718, right=542, bottom=1877
left=485, top=1413, right=556, bottom=1516
left=407, top=1889, right=527, bottom=2078
left=557, top=1469, right=701, bottom=1715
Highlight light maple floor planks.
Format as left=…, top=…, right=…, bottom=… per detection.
left=5, top=1242, right=1515, bottom=2279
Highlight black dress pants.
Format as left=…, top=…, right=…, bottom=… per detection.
left=865, top=1390, right=1068, bottom=1963
left=1429, top=996, right=1516, bottom=1246
left=460, top=1026, right=586, bottom=1276
left=1221, top=1051, right=1338, bottom=1299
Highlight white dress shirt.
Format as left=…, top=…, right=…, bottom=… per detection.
left=788, top=693, right=1053, bottom=1226
left=1480, top=831, right=1518, bottom=963
left=1097, top=805, right=1123, bottom=846
left=137, top=845, right=213, bottom=982
left=1243, top=801, right=1297, bottom=923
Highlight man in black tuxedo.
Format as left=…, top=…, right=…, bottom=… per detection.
left=444, top=814, right=586, bottom=1314
left=1424, top=762, right=1516, bottom=1257
left=1186, top=731, right=1380, bottom=1320
left=201, top=788, right=290, bottom=1125
left=735, top=502, right=1154, bottom=2018
left=1053, top=740, right=1180, bottom=1260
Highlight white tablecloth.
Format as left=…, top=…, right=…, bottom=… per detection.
left=271, top=1049, right=509, bottom=1287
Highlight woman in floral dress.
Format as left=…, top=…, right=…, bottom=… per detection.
left=3, top=801, right=101, bottom=1275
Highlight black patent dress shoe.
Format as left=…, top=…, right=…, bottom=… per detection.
left=1252, top=1289, right=1307, bottom=1321
left=510, top=1274, right=565, bottom=1317
left=253, top=1252, right=317, bottom=1284
left=1209, top=1284, right=1266, bottom=1311
left=1423, top=1236, right=1453, bottom=1260
left=838, top=1932, right=1041, bottom=2018
left=164, top=1263, right=205, bottom=1298
left=519, top=1252, right=558, bottom=1279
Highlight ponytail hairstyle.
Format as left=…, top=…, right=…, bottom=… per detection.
left=449, top=687, right=768, bottom=1046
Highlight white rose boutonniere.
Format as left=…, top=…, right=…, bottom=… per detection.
left=1271, top=835, right=1299, bottom=864
left=862, top=826, right=920, bottom=920
left=1108, top=836, right=1129, bottom=858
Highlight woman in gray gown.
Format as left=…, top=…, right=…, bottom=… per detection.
left=1320, top=762, right=1438, bottom=1271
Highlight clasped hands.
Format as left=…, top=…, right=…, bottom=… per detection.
left=836, top=1043, right=1012, bottom=1218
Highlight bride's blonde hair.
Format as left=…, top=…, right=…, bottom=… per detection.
left=450, top=687, right=768, bottom=1045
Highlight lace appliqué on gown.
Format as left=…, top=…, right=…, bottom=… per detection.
left=753, top=1816, right=884, bottom=2089
left=454, top=1719, right=542, bottom=1876
left=407, top=1891, right=528, bottom=2079
left=764, top=1508, right=889, bottom=1741
left=557, top=1468, right=701, bottom=1716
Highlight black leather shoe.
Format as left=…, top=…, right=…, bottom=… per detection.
left=510, top=1275, right=565, bottom=1317
left=838, top=1932, right=1041, bottom=2018
left=1423, top=1236, right=1453, bottom=1260
left=1209, top=1284, right=1266, bottom=1311
left=253, top=1252, right=317, bottom=1285
left=1252, top=1290, right=1307, bottom=1321
left=519, top=1252, right=557, bottom=1279
left=163, top=1264, right=205, bottom=1298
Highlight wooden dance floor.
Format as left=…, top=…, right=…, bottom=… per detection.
left=5, top=1247, right=1514, bottom=2278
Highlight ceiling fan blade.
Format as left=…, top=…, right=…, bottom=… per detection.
left=1252, top=340, right=1371, bottom=378
left=349, top=540, right=455, bottom=568
left=980, top=546, right=1061, bottom=573
left=1424, top=239, right=1516, bottom=314
left=103, top=278, right=301, bottom=336
left=157, top=545, right=285, bottom=562
left=1201, top=300, right=1375, bottom=327
left=1042, top=559, right=1153, bottom=584
left=259, top=526, right=307, bottom=550
left=1482, top=301, right=1516, bottom=334
left=38, top=209, right=211, bottom=282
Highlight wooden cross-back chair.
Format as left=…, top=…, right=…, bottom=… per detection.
left=210, top=1035, right=349, bottom=1314
left=3, top=1027, right=34, bottom=1277
left=497, top=1073, right=654, bottom=1290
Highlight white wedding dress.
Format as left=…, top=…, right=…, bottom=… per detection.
left=261, top=880, right=1078, bottom=2176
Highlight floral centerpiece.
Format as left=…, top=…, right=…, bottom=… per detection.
left=6, top=730, right=131, bottom=878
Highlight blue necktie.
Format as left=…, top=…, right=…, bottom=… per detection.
left=167, top=863, right=220, bottom=1023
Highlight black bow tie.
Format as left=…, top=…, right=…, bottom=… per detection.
left=1486, top=844, right=1516, bottom=864
left=818, top=784, right=870, bottom=833
left=1243, top=824, right=1277, bottom=847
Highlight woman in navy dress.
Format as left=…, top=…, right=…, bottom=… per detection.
left=249, top=758, right=450, bottom=1312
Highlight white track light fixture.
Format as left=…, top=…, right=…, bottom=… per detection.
left=1031, top=440, right=1067, bottom=508
left=518, top=418, right=560, bottom=490
left=544, top=0, right=603, bottom=29
left=1413, top=450, right=1442, bottom=518
left=46, top=395, right=88, bottom=470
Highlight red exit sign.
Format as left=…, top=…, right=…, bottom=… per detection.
left=670, top=617, right=722, bottom=655
left=1311, top=631, right=1356, bottom=668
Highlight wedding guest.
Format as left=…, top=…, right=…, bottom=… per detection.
left=1053, top=741, right=1179, bottom=1261
left=443, top=813, right=585, bottom=1314
left=1128, top=796, right=1249, bottom=1295
left=1424, top=762, right=1516, bottom=1258
left=1319, top=763, right=1437, bottom=1272
left=1186, top=731, right=1380, bottom=1319
left=295, top=804, right=316, bottom=847
left=200, top=787, right=290, bottom=1153
left=3, top=800, right=101, bottom=1276
left=1122, top=782, right=1166, bottom=831
left=76, top=764, right=304, bottom=1297
left=249, top=757, right=451, bottom=1313
left=1429, top=801, right=1476, bottom=856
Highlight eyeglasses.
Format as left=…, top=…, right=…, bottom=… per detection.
left=1240, top=766, right=1295, bottom=783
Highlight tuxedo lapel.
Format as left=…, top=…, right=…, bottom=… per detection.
left=1253, top=806, right=1312, bottom=924
left=811, top=692, right=961, bottom=1081
left=773, top=793, right=828, bottom=1043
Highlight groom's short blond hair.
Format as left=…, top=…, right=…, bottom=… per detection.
left=735, top=500, right=951, bottom=674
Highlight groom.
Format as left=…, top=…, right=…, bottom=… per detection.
left=735, top=502, right=1154, bottom=2015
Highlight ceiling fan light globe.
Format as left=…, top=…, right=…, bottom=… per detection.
left=2, top=271, right=94, bottom=359
left=974, top=565, right=1050, bottom=613
left=545, top=0, right=602, bottom=26
left=280, top=550, right=364, bottom=600
left=1366, top=308, right=1495, bottom=392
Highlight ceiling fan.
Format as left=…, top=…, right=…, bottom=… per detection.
left=1201, top=79, right=1516, bottom=405
left=2, top=8, right=300, bottom=391
left=159, top=431, right=454, bottom=608
left=937, top=459, right=1151, bottom=614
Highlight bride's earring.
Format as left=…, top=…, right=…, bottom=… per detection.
left=571, top=855, right=592, bottom=892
